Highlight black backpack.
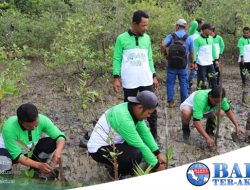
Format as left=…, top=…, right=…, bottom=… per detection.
left=168, top=33, right=188, bottom=69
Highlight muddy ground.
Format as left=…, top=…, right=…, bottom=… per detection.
left=2, top=61, right=249, bottom=186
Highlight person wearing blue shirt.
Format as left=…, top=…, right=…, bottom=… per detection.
left=161, top=19, right=194, bottom=108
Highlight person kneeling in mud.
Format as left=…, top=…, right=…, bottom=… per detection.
left=180, top=86, right=244, bottom=147
left=87, top=91, right=166, bottom=178
left=0, top=103, right=66, bottom=178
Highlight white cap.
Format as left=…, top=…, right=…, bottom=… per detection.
left=176, top=19, right=187, bottom=27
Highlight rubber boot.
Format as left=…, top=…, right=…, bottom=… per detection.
left=182, top=123, right=190, bottom=141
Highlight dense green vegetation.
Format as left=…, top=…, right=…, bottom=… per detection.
left=1, top=0, right=249, bottom=119
left=1, top=0, right=249, bottom=59
left=0, top=0, right=250, bottom=117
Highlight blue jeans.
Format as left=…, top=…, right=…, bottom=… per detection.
left=166, top=66, right=188, bottom=103
left=197, top=64, right=217, bottom=89
left=188, top=68, right=197, bottom=86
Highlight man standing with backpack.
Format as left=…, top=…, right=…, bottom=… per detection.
left=161, top=19, right=194, bottom=108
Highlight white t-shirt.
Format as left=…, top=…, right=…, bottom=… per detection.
left=87, top=113, right=124, bottom=153
left=238, top=44, right=250, bottom=62
left=121, top=48, right=153, bottom=89
left=197, top=45, right=213, bottom=66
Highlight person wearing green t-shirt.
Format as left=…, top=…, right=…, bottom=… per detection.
left=194, top=23, right=218, bottom=90
left=188, top=18, right=204, bottom=90
left=210, top=26, right=225, bottom=85
left=237, top=27, right=250, bottom=104
left=189, top=18, right=204, bottom=36
left=180, top=86, right=244, bottom=147
left=112, top=10, right=159, bottom=139
left=0, top=103, right=66, bottom=175
left=87, top=91, right=166, bottom=177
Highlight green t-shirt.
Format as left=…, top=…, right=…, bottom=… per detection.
left=193, top=90, right=230, bottom=120
left=188, top=20, right=199, bottom=35
left=106, top=102, right=159, bottom=166
left=237, top=37, right=250, bottom=56
left=1, top=114, right=65, bottom=160
left=112, top=31, right=155, bottom=76
left=194, top=35, right=217, bottom=65
left=213, top=35, right=225, bottom=59
left=237, top=37, right=250, bottom=62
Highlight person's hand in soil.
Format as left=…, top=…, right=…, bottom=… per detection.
left=113, top=78, right=121, bottom=92
left=235, top=126, right=245, bottom=134
left=38, top=162, right=54, bottom=174
left=156, top=163, right=166, bottom=172
left=156, top=153, right=166, bottom=165
left=205, top=136, right=215, bottom=147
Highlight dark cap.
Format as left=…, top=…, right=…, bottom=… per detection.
left=128, top=91, right=158, bottom=109
left=201, top=23, right=212, bottom=30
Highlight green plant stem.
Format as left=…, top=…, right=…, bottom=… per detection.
left=214, top=60, right=224, bottom=146
left=59, top=161, right=65, bottom=183
left=112, top=143, right=119, bottom=180
left=214, top=113, right=221, bottom=146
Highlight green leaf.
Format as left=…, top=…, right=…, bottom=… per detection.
left=116, top=151, right=123, bottom=156
left=166, top=145, right=174, bottom=161
left=109, top=152, right=116, bottom=158
left=15, top=140, right=30, bottom=153
left=102, top=154, right=108, bottom=158
left=25, top=170, right=29, bottom=177
left=27, top=151, right=32, bottom=158
left=28, top=169, right=35, bottom=178
left=27, top=144, right=35, bottom=158
left=21, top=170, right=26, bottom=177
left=133, top=163, right=152, bottom=176
left=106, top=136, right=111, bottom=144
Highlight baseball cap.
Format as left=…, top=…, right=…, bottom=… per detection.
left=128, top=91, right=158, bottom=109
left=176, top=19, right=187, bottom=27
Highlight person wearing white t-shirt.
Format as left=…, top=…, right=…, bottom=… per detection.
left=238, top=27, right=250, bottom=103
left=112, top=10, right=159, bottom=139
